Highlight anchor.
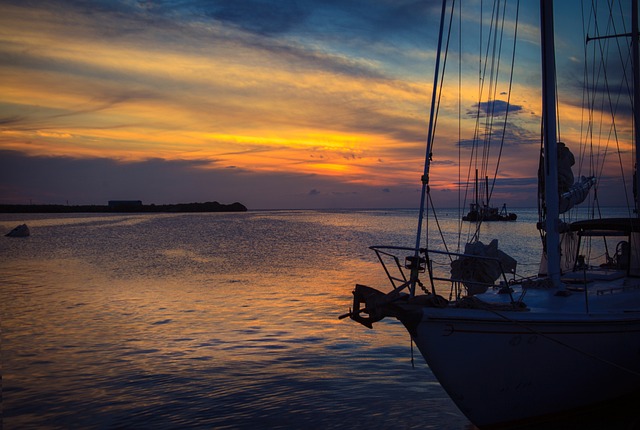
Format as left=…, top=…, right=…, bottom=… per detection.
left=338, top=284, right=390, bottom=328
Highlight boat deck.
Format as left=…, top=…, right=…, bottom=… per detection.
left=466, top=271, right=640, bottom=317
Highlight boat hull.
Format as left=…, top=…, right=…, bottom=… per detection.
left=406, top=308, right=640, bottom=428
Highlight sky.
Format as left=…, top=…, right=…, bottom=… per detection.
left=0, top=0, right=636, bottom=209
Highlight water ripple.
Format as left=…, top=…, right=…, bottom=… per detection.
left=6, top=210, right=586, bottom=429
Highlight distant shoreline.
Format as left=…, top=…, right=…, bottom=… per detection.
left=0, top=201, right=247, bottom=213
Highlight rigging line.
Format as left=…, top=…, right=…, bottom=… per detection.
left=590, top=13, right=633, bottom=211
left=583, top=3, right=615, bottom=207
left=591, top=0, right=624, bottom=177
left=586, top=1, right=599, bottom=188
left=610, top=0, right=634, bottom=122
left=599, top=0, right=634, bottom=186
left=457, top=0, right=464, bottom=253
left=474, top=0, right=483, bottom=178
left=414, top=0, right=447, bottom=271
left=607, top=5, right=635, bottom=213
left=479, top=0, right=502, bottom=183
left=458, top=0, right=478, bottom=244
left=579, top=0, right=604, bottom=220
left=468, top=0, right=494, bottom=195
left=417, top=0, right=456, bottom=263
left=483, top=0, right=505, bottom=190
left=480, top=0, right=498, bottom=180
left=554, top=62, right=562, bottom=144
left=486, top=0, right=505, bottom=197
left=431, top=0, right=458, bottom=159
left=597, top=89, right=632, bottom=213
left=428, top=190, right=455, bottom=262
left=463, top=0, right=501, bottom=240
left=414, top=0, right=455, bottom=252
left=537, top=124, right=545, bottom=245
left=587, top=6, right=613, bottom=201
left=459, top=0, right=481, bottom=245
left=486, top=0, right=510, bottom=183
left=475, top=0, right=511, bottom=208
left=489, top=0, right=519, bottom=203
left=578, top=0, right=594, bottom=207
left=583, top=9, right=611, bottom=268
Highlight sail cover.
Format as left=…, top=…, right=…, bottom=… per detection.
left=451, top=239, right=517, bottom=295
left=559, top=176, right=596, bottom=213
left=540, top=142, right=595, bottom=213
left=557, top=141, right=575, bottom=193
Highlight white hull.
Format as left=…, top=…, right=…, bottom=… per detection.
left=409, top=304, right=640, bottom=428
left=347, top=241, right=640, bottom=428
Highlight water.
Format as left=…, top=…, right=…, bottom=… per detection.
left=0, top=209, right=636, bottom=429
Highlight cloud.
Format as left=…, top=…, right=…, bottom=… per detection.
left=0, top=115, right=24, bottom=126
left=457, top=122, right=538, bottom=148
left=0, top=151, right=422, bottom=209
left=0, top=0, right=431, bottom=146
left=3, top=1, right=628, bottom=211
left=208, top=1, right=310, bottom=36
left=467, top=100, right=524, bottom=118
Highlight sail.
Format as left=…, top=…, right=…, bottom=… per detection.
left=539, top=141, right=595, bottom=214
left=450, top=239, right=517, bottom=295
left=559, top=176, right=596, bottom=213
left=557, top=141, right=575, bottom=193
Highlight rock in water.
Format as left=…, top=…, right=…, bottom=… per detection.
left=6, top=223, right=30, bottom=237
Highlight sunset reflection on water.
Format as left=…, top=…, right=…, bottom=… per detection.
left=1, top=211, right=467, bottom=429
left=2, top=209, right=634, bottom=429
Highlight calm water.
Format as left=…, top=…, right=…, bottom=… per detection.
left=1, top=208, right=637, bottom=429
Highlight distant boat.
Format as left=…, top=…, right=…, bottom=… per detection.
left=462, top=171, right=517, bottom=222
left=462, top=202, right=517, bottom=222
left=6, top=223, right=30, bottom=237
left=342, top=1, right=640, bottom=428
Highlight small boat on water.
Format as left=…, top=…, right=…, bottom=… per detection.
left=5, top=223, right=30, bottom=237
left=342, top=1, right=640, bottom=428
left=462, top=171, right=517, bottom=222
left=462, top=202, right=516, bottom=222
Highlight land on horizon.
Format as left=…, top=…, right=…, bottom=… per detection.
left=0, top=201, right=247, bottom=214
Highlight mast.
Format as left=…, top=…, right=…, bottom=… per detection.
left=475, top=169, right=479, bottom=210
left=411, top=0, right=448, bottom=296
left=485, top=175, right=489, bottom=208
left=540, top=0, right=562, bottom=288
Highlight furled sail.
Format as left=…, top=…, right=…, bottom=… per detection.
left=450, top=239, right=517, bottom=295
left=559, top=175, right=596, bottom=213
left=539, top=141, right=595, bottom=213
left=557, top=141, right=575, bottom=193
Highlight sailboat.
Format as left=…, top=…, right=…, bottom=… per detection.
left=341, top=0, right=640, bottom=428
left=462, top=171, right=517, bottom=221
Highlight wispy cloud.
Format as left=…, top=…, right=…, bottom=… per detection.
left=0, top=0, right=633, bottom=208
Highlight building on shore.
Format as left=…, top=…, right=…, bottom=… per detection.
left=108, top=200, right=143, bottom=211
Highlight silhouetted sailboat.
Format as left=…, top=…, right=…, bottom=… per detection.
left=341, top=1, right=640, bottom=427
left=462, top=170, right=516, bottom=221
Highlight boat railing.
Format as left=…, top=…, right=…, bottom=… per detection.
left=370, top=245, right=517, bottom=300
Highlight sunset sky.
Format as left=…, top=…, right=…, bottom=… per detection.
left=0, top=0, right=635, bottom=209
